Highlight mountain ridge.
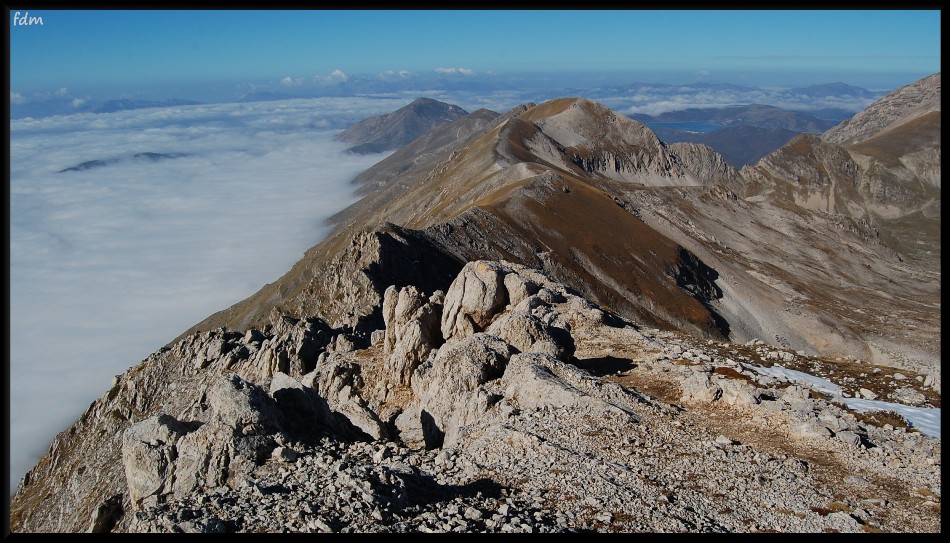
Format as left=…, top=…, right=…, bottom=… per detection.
left=9, top=74, right=941, bottom=533
left=337, top=97, right=470, bottom=154
left=179, top=87, right=938, bottom=370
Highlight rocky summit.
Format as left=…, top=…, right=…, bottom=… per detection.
left=9, top=72, right=941, bottom=533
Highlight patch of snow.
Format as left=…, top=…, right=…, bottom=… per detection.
left=744, top=363, right=940, bottom=439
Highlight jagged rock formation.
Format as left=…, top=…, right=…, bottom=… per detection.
left=666, top=141, right=744, bottom=191
left=10, top=74, right=942, bottom=533
left=337, top=97, right=469, bottom=154
left=10, top=261, right=940, bottom=533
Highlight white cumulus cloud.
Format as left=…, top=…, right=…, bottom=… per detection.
left=329, top=69, right=348, bottom=82
left=435, top=67, right=476, bottom=76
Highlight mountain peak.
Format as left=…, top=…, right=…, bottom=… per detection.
left=337, top=97, right=470, bottom=154
left=403, top=97, right=468, bottom=119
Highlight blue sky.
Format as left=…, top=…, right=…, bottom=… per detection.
left=9, top=9, right=941, bottom=98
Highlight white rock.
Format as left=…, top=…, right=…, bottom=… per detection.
left=859, top=388, right=878, bottom=400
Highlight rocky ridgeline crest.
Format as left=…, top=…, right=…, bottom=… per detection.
left=822, top=73, right=941, bottom=146
left=12, top=260, right=939, bottom=533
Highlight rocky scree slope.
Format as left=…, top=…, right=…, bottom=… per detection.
left=10, top=261, right=941, bottom=533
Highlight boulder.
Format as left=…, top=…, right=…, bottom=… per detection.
left=396, top=333, right=514, bottom=449
left=891, top=386, right=926, bottom=406
left=121, top=414, right=197, bottom=508
left=500, top=353, right=634, bottom=419
left=486, top=310, right=574, bottom=359
left=441, top=261, right=511, bottom=341
left=680, top=372, right=723, bottom=405
left=383, top=285, right=443, bottom=386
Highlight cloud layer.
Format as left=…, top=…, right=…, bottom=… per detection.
left=8, top=98, right=402, bottom=493
left=591, top=83, right=880, bottom=117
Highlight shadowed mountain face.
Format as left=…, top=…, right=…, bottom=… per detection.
left=182, top=83, right=939, bottom=377
left=336, top=97, right=470, bottom=154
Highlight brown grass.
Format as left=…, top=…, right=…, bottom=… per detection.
left=484, top=173, right=725, bottom=337
left=712, top=366, right=756, bottom=384
left=848, top=111, right=940, bottom=166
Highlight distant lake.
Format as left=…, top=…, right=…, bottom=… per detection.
left=644, top=121, right=725, bottom=133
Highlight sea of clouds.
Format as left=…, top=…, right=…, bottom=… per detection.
left=8, top=97, right=421, bottom=494
left=590, top=84, right=881, bottom=117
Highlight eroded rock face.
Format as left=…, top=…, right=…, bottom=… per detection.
left=122, top=375, right=290, bottom=510
left=395, top=334, right=515, bottom=449
left=441, top=261, right=512, bottom=341
left=247, top=314, right=332, bottom=379
left=383, top=285, right=444, bottom=387
left=302, top=360, right=388, bottom=440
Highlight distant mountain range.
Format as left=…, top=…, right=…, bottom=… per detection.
left=336, top=97, right=470, bottom=154
left=10, top=78, right=886, bottom=120
left=237, top=91, right=297, bottom=103
left=630, top=104, right=839, bottom=133
left=652, top=125, right=802, bottom=168
left=631, top=104, right=844, bottom=166
left=89, top=99, right=202, bottom=113
left=787, top=82, right=879, bottom=99
left=58, top=152, right=189, bottom=173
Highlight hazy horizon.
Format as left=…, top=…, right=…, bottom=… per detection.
left=10, top=10, right=940, bottom=116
